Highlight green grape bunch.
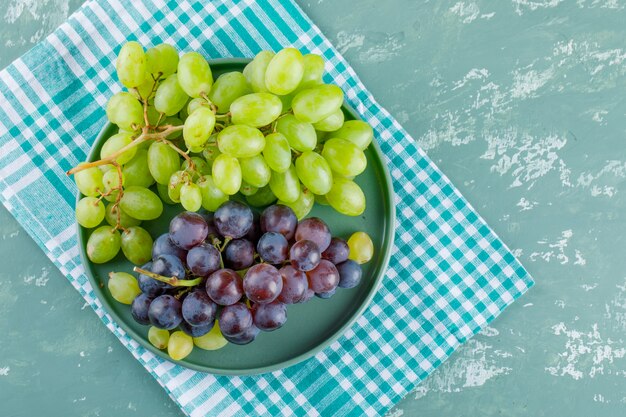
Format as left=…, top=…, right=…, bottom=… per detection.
left=69, top=41, right=375, bottom=265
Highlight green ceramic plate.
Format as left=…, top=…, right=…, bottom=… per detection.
left=78, top=58, right=395, bottom=375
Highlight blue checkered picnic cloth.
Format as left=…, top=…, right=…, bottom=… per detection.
left=0, top=0, right=534, bottom=416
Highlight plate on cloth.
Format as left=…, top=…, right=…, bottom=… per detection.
left=78, top=58, right=395, bottom=375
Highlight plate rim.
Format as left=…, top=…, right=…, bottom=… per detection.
left=78, top=58, right=396, bottom=375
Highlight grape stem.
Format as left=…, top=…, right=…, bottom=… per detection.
left=133, top=266, right=202, bottom=287
left=110, top=162, right=126, bottom=232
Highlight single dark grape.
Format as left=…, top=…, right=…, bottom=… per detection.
left=289, top=239, right=321, bottom=272
left=243, top=264, right=283, bottom=304
left=224, top=324, right=259, bottom=345
left=179, top=320, right=213, bottom=337
left=187, top=243, right=221, bottom=277
left=137, top=261, right=170, bottom=296
left=295, top=217, right=331, bottom=252
left=307, top=260, right=340, bottom=294
left=148, top=295, right=182, bottom=330
left=260, top=205, right=297, bottom=240
left=256, top=232, right=289, bottom=264
left=224, top=239, right=255, bottom=270
left=245, top=211, right=262, bottom=243
left=181, top=289, right=217, bottom=326
left=152, top=254, right=186, bottom=279
left=316, top=288, right=336, bottom=299
left=131, top=293, right=152, bottom=325
left=252, top=301, right=287, bottom=331
left=300, top=288, right=315, bottom=303
left=169, top=211, right=209, bottom=250
left=321, top=237, right=350, bottom=265
left=152, top=233, right=187, bottom=262
left=214, top=201, right=253, bottom=239
left=337, top=260, right=363, bottom=289
left=277, top=265, right=308, bottom=304
left=219, top=303, right=253, bottom=337
left=205, top=268, right=244, bottom=306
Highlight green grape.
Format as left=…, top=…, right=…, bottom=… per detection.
left=330, top=120, right=373, bottom=150
left=321, top=138, right=367, bottom=177
left=168, top=331, right=193, bottom=361
left=180, top=182, right=202, bottom=211
left=145, top=43, right=179, bottom=78
left=146, top=105, right=160, bottom=126
left=108, top=272, right=141, bottom=304
left=177, top=52, right=213, bottom=98
left=100, top=132, right=137, bottom=165
left=86, top=226, right=121, bottom=264
left=316, top=129, right=329, bottom=144
left=116, top=41, right=147, bottom=88
left=121, top=226, right=153, bottom=265
left=208, top=71, right=251, bottom=113
left=119, top=186, right=164, bottom=220
left=295, top=151, right=333, bottom=195
left=193, top=322, right=227, bottom=350
left=147, top=141, right=181, bottom=184
left=167, top=170, right=191, bottom=203
left=239, top=181, right=258, bottom=196
left=278, top=188, right=314, bottom=220
left=133, top=74, right=157, bottom=101
left=325, top=177, right=366, bottom=216
left=239, top=154, right=271, bottom=188
left=217, top=125, right=265, bottom=158
left=106, top=92, right=144, bottom=131
left=292, top=84, right=344, bottom=123
left=163, top=116, right=183, bottom=139
left=275, top=114, right=316, bottom=152
left=245, top=185, right=277, bottom=207
left=154, top=74, right=189, bottom=116
left=181, top=156, right=211, bottom=175
left=277, top=90, right=296, bottom=111
left=75, top=164, right=104, bottom=197
left=76, top=197, right=105, bottom=228
left=347, top=231, right=374, bottom=264
left=313, top=108, right=344, bottom=132
left=105, top=204, right=141, bottom=228
left=265, top=48, right=304, bottom=95
left=157, top=183, right=176, bottom=205
left=229, top=93, right=282, bottom=128
left=149, top=326, right=170, bottom=349
left=300, top=53, right=325, bottom=86
left=202, top=142, right=221, bottom=169
left=268, top=164, right=300, bottom=203
left=212, top=154, right=241, bottom=195
left=314, top=193, right=329, bottom=206
left=196, top=175, right=229, bottom=211
left=262, top=132, right=291, bottom=173
left=183, top=106, right=216, bottom=149
left=187, top=97, right=210, bottom=115
left=102, top=169, right=125, bottom=202
left=243, top=50, right=274, bottom=93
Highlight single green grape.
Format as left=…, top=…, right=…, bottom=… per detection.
left=149, top=326, right=170, bottom=349
left=202, top=142, right=221, bottom=169
left=243, top=50, right=274, bottom=93
left=239, top=154, right=271, bottom=188
left=183, top=106, right=215, bottom=149
left=313, top=108, right=344, bottom=132
left=212, top=154, right=241, bottom=195
left=146, top=105, right=161, bottom=126
left=275, top=114, right=316, bottom=152
left=208, top=71, right=251, bottom=113
left=101, top=169, right=125, bottom=202
left=292, top=84, right=344, bottom=123
left=105, top=204, right=142, bottom=228
left=154, top=74, right=189, bottom=116
left=217, top=125, right=265, bottom=158
left=245, top=184, right=277, bottom=207
left=116, top=41, right=147, bottom=88
left=230, top=93, right=282, bottom=128
left=168, top=331, right=194, bottom=361
left=145, top=43, right=179, bottom=79
left=268, top=164, right=300, bottom=203
left=295, top=151, right=333, bottom=195
left=239, top=181, right=258, bottom=196
left=325, top=177, right=366, bottom=216
left=157, top=183, right=176, bottom=205
left=314, top=193, right=329, bottom=206
left=262, top=132, right=291, bottom=173
left=347, top=231, right=374, bottom=264
left=278, top=188, right=314, bottom=220
left=100, top=132, right=137, bottom=165
left=133, top=72, right=157, bottom=101
left=167, top=170, right=191, bottom=203
left=86, top=226, right=121, bottom=264
left=300, top=53, right=325, bottom=86
left=180, top=182, right=202, bottom=212
left=119, top=186, right=163, bottom=220
left=106, top=92, right=144, bottom=131
left=186, top=97, right=210, bottom=115
left=177, top=52, right=213, bottom=98
left=330, top=120, right=373, bottom=150
left=181, top=156, right=211, bottom=175
left=75, top=164, right=104, bottom=197
left=196, top=175, right=229, bottom=211
left=108, top=272, right=141, bottom=305
left=277, top=90, right=297, bottom=111
left=265, top=48, right=304, bottom=95
left=120, top=226, right=153, bottom=265
left=193, top=322, right=228, bottom=350
left=147, top=141, right=181, bottom=184
left=76, top=197, right=105, bottom=228
left=321, top=138, right=367, bottom=177
left=123, top=149, right=154, bottom=188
